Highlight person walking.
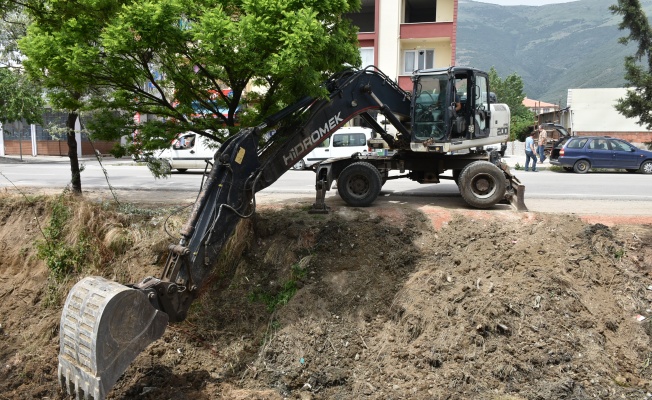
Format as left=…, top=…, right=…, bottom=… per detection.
left=537, top=125, right=548, bottom=163
left=525, top=130, right=538, bottom=172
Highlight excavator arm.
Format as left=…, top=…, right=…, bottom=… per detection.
left=58, top=67, right=413, bottom=399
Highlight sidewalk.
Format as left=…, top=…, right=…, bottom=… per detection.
left=0, top=154, right=126, bottom=165
left=501, top=154, right=551, bottom=170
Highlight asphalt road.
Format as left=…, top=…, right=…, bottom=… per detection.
left=1, top=156, right=651, bottom=215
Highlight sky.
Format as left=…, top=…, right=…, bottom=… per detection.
left=473, top=0, right=577, bottom=5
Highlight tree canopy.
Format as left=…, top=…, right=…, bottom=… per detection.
left=0, top=69, right=44, bottom=125
left=19, top=0, right=362, bottom=156
left=610, top=0, right=652, bottom=130
left=0, top=2, right=43, bottom=125
left=488, top=67, right=534, bottom=141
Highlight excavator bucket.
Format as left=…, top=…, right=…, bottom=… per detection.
left=58, top=276, right=168, bottom=400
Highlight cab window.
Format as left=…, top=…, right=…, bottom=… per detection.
left=173, top=134, right=196, bottom=150
left=333, top=133, right=366, bottom=147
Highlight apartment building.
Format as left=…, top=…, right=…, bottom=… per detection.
left=345, top=0, right=458, bottom=92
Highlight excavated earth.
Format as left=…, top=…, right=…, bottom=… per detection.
left=1, top=190, right=652, bottom=400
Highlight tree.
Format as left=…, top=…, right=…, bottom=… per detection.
left=488, top=67, right=535, bottom=141
left=1, top=1, right=85, bottom=192
left=0, top=68, right=44, bottom=125
left=19, top=0, right=362, bottom=159
left=0, top=4, right=28, bottom=67
left=0, top=3, right=44, bottom=139
left=610, top=0, right=652, bottom=130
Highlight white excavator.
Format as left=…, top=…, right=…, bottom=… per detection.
left=58, top=66, right=526, bottom=399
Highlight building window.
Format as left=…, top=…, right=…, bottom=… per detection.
left=404, top=49, right=434, bottom=74
left=344, top=0, right=375, bottom=33
left=404, top=0, right=436, bottom=23
left=360, top=47, right=374, bottom=68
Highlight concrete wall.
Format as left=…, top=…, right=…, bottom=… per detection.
left=503, top=140, right=526, bottom=156
left=567, top=88, right=652, bottom=144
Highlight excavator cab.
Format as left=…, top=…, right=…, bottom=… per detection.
left=410, top=68, right=495, bottom=152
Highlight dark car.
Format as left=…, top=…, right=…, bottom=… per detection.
left=549, top=136, right=652, bottom=174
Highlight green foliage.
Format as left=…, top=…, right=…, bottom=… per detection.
left=488, top=67, right=535, bottom=141
left=249, top=262, right=308, bottom=312
left=36, top=197, right=92, bottom=281
left=610, top=0, right=652, bottom=130
left=511, top=113, right=535, bottom=142
left=0, top=3, right=28, bottom=66
left=0, top=68, right=44, bottom=125
left=613, top=247, right=625, bottom=259
left=19, top=0, right=362, bottom=157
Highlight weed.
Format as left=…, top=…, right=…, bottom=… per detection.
left=36, top=197, right=94, bottom=281
left=249, top=261, right=308, bottom=312
left=42, top=277, right=66, bottom=308
left=613, top=248, right=625, bottom=259
left=514, top=162, right=522, bottom=170
left=640, top=351, right=652, bottom=374
left=270, top=319, right=281, bottom=331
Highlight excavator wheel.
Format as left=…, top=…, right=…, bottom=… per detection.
left=59, top=276, right=169, bottom=400
left=458, top=161, right=506, bottom=208
left=452, top=169, right=462, bottom=186
left=337, top=161, right=382, bottom=207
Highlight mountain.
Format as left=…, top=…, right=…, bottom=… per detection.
left=456, top=0, right=652, bottom=106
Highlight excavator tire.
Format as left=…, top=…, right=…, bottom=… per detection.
left=452, top=169, right=462, bottom=186
left=337, top=161, right=382, bottom=207
left=458, top=161, right=506, bottom=209
left=59, top=276, right=168, bottom=400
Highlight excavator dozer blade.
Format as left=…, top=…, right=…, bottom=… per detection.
left=507, top=177, right=527, bottom=212
left=58, top=276, right=169, bottom=400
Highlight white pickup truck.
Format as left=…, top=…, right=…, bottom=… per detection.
left=157, top=132, right=220, bottom=172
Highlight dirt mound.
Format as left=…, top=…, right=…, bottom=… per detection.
left=1, top=193, right=652, bottom=399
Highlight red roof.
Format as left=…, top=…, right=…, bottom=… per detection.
left=523, top=97, right=558, bottom=108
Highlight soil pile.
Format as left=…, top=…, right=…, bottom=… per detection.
left=1, top=192, right=652, bottom=399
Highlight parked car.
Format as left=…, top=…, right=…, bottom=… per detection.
left=549, top=136, right=652, bottom=174
left=292, top=126, right=373, bottom=170
left=157, top=132, right=220, bottom=172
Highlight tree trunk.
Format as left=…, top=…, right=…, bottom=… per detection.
left=66, top=111, right=82, bottom=194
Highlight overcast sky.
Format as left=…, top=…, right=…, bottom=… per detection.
left=473, top=0, right=577, bottom=5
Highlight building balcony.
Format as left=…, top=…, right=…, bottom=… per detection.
left=400, top=21, right=454, bottom=40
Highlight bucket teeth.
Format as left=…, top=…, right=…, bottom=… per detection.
left=58, top=364, right=98, bottom=400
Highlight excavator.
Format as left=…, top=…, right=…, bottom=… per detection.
left=58, top=66, right=526, bottom=399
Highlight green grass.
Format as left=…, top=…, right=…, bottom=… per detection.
left=249, top=262, right=308, bottom=312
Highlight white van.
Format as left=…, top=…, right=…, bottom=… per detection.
left=157, top=132, right=220, bottom=172
left=293, top=126, right=373, bottom=170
